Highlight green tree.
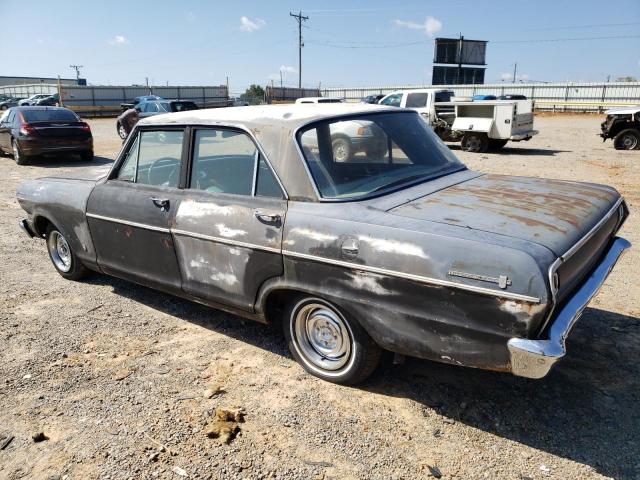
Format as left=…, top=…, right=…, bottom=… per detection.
left=244, top=84, right=265, bottom=101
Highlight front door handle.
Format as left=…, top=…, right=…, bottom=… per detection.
left=254, top=210, right=281, bottom=224
left=151, top=197, right=170, bottom=212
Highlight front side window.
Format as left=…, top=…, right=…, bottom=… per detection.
left=380, top=94, right=402, bottom=107
left=298, top=112, right=464, bottom=200
left=125, top=130, right=184, bottom=187
left=190, top=129, right=257, bottom=195
left=117, top=135, right=139, bottom=181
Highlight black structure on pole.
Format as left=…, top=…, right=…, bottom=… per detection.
left=290, top=11, right=309, bottom=88
left=69, top=65, right=83, bottom=81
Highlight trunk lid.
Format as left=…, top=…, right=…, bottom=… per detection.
left=28, top=121, right=90, bottom=138
left=388, top=173, right=619, bottom=256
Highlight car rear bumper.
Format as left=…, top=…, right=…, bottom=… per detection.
left=507, top=236, right=631, bottom=379
left=18, top=137, right=93, bottom=156
left=510, top=130, right=539, bottom=141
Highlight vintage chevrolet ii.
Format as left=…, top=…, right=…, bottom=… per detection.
left=17, top=104, right=630, bottom=384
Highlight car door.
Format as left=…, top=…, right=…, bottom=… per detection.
left=86, top=128, right=187, bottom=293
left=172, top=127, right=287, bottom=311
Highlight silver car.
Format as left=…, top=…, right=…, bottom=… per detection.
left=16, top=104, right=630, bottom=384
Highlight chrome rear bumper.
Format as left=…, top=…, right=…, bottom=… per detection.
left=508, top=237, right=631, bottom=379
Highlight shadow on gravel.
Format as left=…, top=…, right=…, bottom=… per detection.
left=81, top=274, right=640, bottom=478
left=448, top=144, right=570, bottom=156
left=27, top=154, right=113, bottom=168
left=366, top=307, right=640, bottom=480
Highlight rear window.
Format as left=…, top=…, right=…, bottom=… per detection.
left=318, top=99, right=342, bottom=103
left=21, top=109, right=79, bottom=122
left=171, top=102, right=198, bottom=112
left=406, top=93, right=429, bottom=108
left=434, top=91, right=453, bottom=103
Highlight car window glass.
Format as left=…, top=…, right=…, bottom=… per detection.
left=255, top=156, right=284, bottom=199
left=158, top=102, right=171, bottom=112
left=136, top=130, right=184, bottom=187
left=190, top=129, right=257, bottom=195
left=117, top=135, right=139, bottom=181
left=7, top=111, right=16, bottom=124
left=380, top=94, right=401, bottom=107
left=21, top=109, right=78, bottom=122
left=145, top=103, right=159, bottom=113
left=406, top=93, right=429, bottom=108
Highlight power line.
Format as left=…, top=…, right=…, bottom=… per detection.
left=290, top=11, right=309, bottom=88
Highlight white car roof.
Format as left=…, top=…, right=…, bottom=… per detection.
left=604, top=106, right=640, bottom=115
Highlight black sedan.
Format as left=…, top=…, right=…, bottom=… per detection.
left=0, top=107, right=93, bottom=165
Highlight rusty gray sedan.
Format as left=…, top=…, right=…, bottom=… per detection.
left=17, top=104, right=630, bottom=384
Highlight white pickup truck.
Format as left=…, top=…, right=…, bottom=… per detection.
left=379, top=89, right=538, bottom=153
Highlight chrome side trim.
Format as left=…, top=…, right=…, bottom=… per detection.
left=509, top=237, right=630, bottom=379
left=560, top=197, right=623, bottom=262
left=541, top=196, right=625, bottom=334
left=172, top=229, right=281, bottom=254
left=282, top=249, right=541, bottom=303
left=85, top=213, right=171, bottom=233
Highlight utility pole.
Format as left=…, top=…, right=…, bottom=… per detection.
left=456, top=34, right=463, bottom=85
left=512, top=62, right=518, bottom=83
left=290, top=11, right=309, bottom=88
left=69, top=65, right=83, bottom=81
left=279, top=68, right=283, bottom=88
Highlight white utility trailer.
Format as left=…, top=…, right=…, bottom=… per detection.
left=446, top=100, right=538, bottom=152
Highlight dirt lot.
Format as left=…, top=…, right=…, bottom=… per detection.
left=0, top=114, right=638, bottom=480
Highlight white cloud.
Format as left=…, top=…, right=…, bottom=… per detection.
left=240, top=16, right=266, bottom=32
left=501, top=72, right=530, bottom=82
left=108, top=35, right=129, bottom=46
left=394, top=16, right=442, bottom=37
left=269, top=65, right=297, bottom=81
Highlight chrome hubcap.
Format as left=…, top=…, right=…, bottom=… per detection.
left=622, top=135, right=637, bottom=149
left=119, top=125, right=126, bottom=138
left=293, top=302, right=352, bottom=371
left=333, top=144, right=348, bottom=162
left=48, top=231, right=72, bottom=272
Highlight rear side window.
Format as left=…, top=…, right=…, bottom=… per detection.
left=21, top=109, right=79, bottom=122
left=380, top=94, right=402, bottom=107
left=190, top=129, right=257, bottom=195
left=406, top=93, right=429, bottom=108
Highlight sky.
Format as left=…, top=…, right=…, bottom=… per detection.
left=0, top=0, right=638, bottom=94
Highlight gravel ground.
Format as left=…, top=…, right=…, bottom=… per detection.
left=0, top=113, right=638, bottom=480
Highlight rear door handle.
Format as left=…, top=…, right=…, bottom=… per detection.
left=151, top=197, right=170, bottom=212
left=254, top=210, right=281, bottom=224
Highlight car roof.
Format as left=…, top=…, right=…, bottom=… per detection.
left=138, top=103, right=404, bottom=202
left=14, top=106, right=74, bottom=112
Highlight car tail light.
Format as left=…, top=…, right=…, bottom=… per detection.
left=19, top=123, right=36, bottom=136
left=80, top=122, right=91, bottom=133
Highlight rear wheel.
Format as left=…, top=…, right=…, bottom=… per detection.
left=283, top=296, right=381, bottom=385
left=45, top=225, right=89, bottom=281
left=613, top=129, right=640, bottom=150
left=12, top=139, right=29, bottom=165
left=80, top=150, right=94, bottom=161
left=461, top=132, right=489, bottom=153
left=117, top=123, right=128, bottom=140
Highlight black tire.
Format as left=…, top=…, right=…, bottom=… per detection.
left=613, top=129, right=640, bottom=150
left=332, top=137, right=352, bottom=162
left=12, top=139, right=29, bottom=165
left=117, top=122, right=128, bottom=140
left=461, top=132, right=489, bottom=153
left=45, top=224, right=89, bottom=281
left=488, top=139, right=508, bottom=151
left=80, top=150, right=94, bottom=161
left=0, top=105, right=7, bottom=111
left=283, top=296, right=381, bottom=385
left=365, top=145, right=388, bottom=159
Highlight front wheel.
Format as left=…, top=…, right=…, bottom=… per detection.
left=461, top=132, right=489, bottom=153
left=332, top=137, right=352, bottom=162
left=283, top=297, right=381, bottom=384
left=46, top=225, right=89, bottom=281
left=613, top=129, right=640, bottom=150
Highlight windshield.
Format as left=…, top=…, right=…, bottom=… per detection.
left=434, top=91, right=453, bottom=102
left=297, top=112, right=465, bottom=200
